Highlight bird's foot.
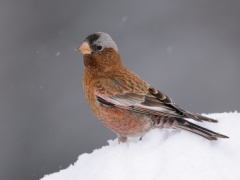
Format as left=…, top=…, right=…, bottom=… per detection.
left=117, top=135, right=128, bottom=143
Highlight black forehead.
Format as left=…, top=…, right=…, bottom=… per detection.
left=85, top=33, right=100, bottom=44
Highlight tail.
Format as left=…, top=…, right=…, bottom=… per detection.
left=177, top=118, right=229, bottom=140
left=152, top=116, right=229, bottom=140
left=185, top=112, right=219, bottom=123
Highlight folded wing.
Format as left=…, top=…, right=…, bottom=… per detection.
left=95, top=78, right=217, bottom=123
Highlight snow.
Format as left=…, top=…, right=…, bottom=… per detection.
left=121, top=16, right=127, bottom=22
left=42, top=112, right=240, bottom=180
left=55, top=52, right=61, bottom=56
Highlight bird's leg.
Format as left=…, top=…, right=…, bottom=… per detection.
left=117, top=135, right=128, bottom=143
left=139, top=137, right=143, bottom=141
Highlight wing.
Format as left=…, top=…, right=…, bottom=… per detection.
left=95, top=78, right=218, bottom=123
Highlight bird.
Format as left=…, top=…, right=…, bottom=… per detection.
left=76, top=32, right=229, bottom=143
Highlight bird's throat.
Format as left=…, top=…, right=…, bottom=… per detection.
left=83, top=51, right=123, bottom=75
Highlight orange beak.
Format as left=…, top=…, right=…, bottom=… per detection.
left=75, top=42, right=91, bottom=55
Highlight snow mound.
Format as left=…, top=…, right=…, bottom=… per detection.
left=42, top=112, right=240, bottom=180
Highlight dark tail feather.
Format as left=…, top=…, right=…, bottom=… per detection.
left=186, top=112, right=218, bottom=123
left=177, top=118, right=229, bottom=140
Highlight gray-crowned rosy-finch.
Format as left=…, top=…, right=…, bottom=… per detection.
left=76, top=32, right=228, bottom=143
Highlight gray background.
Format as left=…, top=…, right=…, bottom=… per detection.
left=0, top=0, right=239, bottom=179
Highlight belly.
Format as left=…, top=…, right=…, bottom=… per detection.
left=95, top=105, right=152, bottom=136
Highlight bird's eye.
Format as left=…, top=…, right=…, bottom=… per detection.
left=97, top=45, right=103, bottom=51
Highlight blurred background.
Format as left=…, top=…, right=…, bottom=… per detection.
left=0, top=0, right=239, bottom=179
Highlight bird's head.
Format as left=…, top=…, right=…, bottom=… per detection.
left=76, top=32, right=122, bottom=71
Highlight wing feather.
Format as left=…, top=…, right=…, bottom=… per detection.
left=95, top=78, right=218, bottom=123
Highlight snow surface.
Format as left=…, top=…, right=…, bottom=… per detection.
left=42, top=112, right=240, bottom=180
